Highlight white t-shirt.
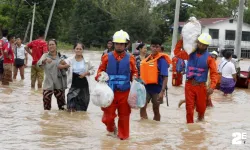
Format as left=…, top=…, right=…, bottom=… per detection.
left=219, top=61, right=236, bottom=78
left=248, top=66, right=250, bottom=72
left=72, top=58, right=85, bottom=74
left=221, top=57, right=239, bottom=68
left=231, top=58, right=240, bottom=68
left=14, top=44, right=27, bottom=59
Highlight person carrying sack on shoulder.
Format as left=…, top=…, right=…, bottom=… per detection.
left=140, top=38, right=172, bottom=121
left=174, top=33, right=217, bottom=123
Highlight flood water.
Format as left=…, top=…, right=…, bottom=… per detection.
left=0, top=51, right=250, bottom=150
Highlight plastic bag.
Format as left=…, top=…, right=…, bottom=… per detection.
left=91, top=81, right=114, bottom=108
left=181, top=17, right=202, bottom=54
left=98, top=71, right=109, bottom=82
left=128, top=80, right=146, bottom=109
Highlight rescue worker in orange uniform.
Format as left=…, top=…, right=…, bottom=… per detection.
left=174, top=33, right=217, bottom=123
left=95, top=30, right=138, bottom=140
left=206, top=50, right=219, bottom=107
left=172, top=56, right=185, bottom=86
left=171, top=41, right=185, bottom=86
left=178, top=50, right=219, bottom=108
left=140, top=39, right=171, bottom=121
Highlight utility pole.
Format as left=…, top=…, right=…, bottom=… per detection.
left=170, top=0, right=181, bottom=58
left=30, top=2, right=36, bottom=42
left=235, top=0, right=245, bottom=58
left=24, top=21, right=31, bottom=43
left=45, top=0, right=57, bottom=40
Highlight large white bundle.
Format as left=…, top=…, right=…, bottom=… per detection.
left=181, top=17, right=201, bottom=54
left=91, top=72, right=114, bottom=108
left=91, top=82, right=114, bottom=108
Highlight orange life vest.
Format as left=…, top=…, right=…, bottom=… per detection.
left=140, top=53, right=172, bottom=84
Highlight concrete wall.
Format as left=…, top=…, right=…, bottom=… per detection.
left=202, top=19, right=250, bottom=51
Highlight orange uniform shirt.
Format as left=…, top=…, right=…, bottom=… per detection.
left=174, top=40, right=217, bottom=89
left=95, top=51, right=138, bottom=81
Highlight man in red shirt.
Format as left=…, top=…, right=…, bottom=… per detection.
left=25, top=30, right=48, bottom=89
left=0, top=29, right=9, bottom=81
left=2, top=34, right=15, bottom=85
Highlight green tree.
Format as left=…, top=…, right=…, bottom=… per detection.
left=151, top=0, right=191, bottom=42
left=0, top=2, right=13, bottom=36
left=69, top=0, right=114, bottom=47
left=93, top=0, right=156, bottom=42
left=243, top=1, right=250, bottom=24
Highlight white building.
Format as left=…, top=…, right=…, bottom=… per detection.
left=178, top=18, right=250, bottom=58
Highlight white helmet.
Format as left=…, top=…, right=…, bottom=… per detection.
left=211, top=50, right=218, bottom=56
left=123, top=30, right=130, bottom=41
left=198, top=33, right=212, bottom=45
left=113, top=30, right=129, bottom=43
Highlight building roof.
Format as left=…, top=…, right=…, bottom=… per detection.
left=177, top=18, right=230, bottom=27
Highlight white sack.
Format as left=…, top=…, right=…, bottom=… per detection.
left=91, top=81, right=114, bottom=108
left=181, top=17, right=202, bottom=54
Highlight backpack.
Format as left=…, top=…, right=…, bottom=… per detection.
left=176, top=57, right=186, bottom=73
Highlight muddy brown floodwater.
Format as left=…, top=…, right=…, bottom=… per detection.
left=0, top=51, right=249, bottom=150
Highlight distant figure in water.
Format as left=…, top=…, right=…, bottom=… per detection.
left=25, top=30, right=48, bottom=89
left=102, top=39, right=113, bottom=56
left=219, top=51, right=237, bottom=96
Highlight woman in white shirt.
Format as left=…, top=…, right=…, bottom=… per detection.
left=13, top=37, right=28, bottom=80
left=219, top=51, right=237, bottom=96
left=58, top=43, right=95, bottom=112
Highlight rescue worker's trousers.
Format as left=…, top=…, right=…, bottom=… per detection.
left=185, top=80, right=207, bottom=123
left=101, top=90, right=131, bottom=140
left=172, top=72, right=183, bottom=86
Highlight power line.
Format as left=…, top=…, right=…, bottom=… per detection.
left=80, top=18, right=119, bottom=27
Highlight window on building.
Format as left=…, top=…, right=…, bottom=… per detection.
left=225, top=30, right=235, bottom=40
left=242, top=31, right=250, bottom=41
left=209, top=29, right=219, bottom=39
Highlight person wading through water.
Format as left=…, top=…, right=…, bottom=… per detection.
left=25, top=30, right=48, bottom=89
left=0, top=29, right=9, bottom=81
left=95, top=30, right=138, bottom=140
left=140, top=39, right=171, bottom=121
left=58, top=43, right=95, bottom=112
left=174, top=33, right=217, bottom=123
left=2, top=34, right=15, bottom=85
left=219, top=51, right=237, bottom=96
left=13, top=37, right=28, bottom=80
left=178, top=50, right=219, bottom=108
left=171, top=41, right=186, bottom=87
left=37, top=39, right=67, bottom=110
